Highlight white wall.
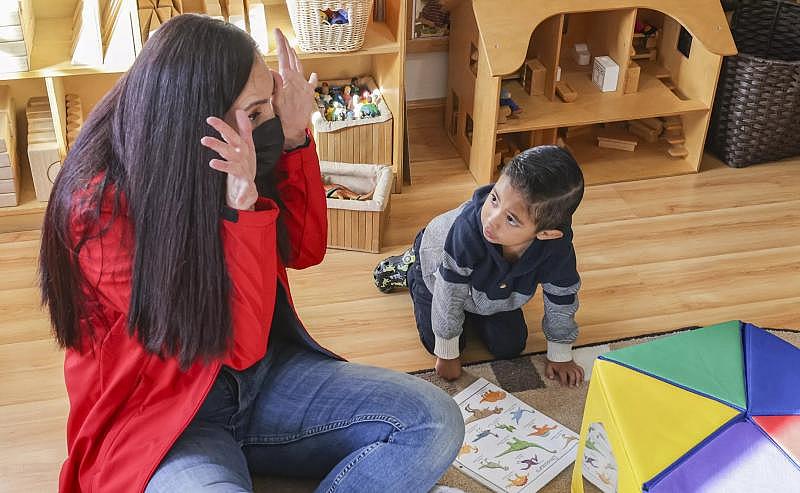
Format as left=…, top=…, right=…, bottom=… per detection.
left=404, top=51, right=449, bottom=101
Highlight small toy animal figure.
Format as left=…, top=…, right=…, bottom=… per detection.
left=519, top=455, right=539, bottom=470
left=509, top=408, right=536, bottom=425
left=528, top=424, right=558, bottom=437
left=496, top=437, right=556, bottom=457
left=464, top=404, right=503, bottom=425
left=478, top=459, right=509, bottom=471
left=480, top=390, right=507, bottom=403
left=495, top=423, right=516, bottom=433
left=472, top=429, right=499, bottom=442
left=507, top=474, right=529, bottom=488
left=584, top=456, right=599, bottom=468
left=458, top=443, right=478, bottom=458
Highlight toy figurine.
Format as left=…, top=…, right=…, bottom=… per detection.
left=343, top=85, right=353, bottom=108
left=330, top=10, right=349, bottom=25
left=321, top=82, right=330, bottom=96
left=360, top=101, right=380, bottom=118
left=499, top=87, right=522, bottom=116
left=323, top=181, right=374, bottom=201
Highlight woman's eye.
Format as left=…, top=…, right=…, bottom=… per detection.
left=248, top=111, right=261, bottom=121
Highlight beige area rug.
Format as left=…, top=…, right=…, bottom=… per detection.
left=254, top=327, right=800, bottom=493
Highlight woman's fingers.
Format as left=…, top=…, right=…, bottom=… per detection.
left=208, top=158, right=232, bottom=173
left=206, top=116, right=243, bottom=147
left=200, top=136, right=238, bottom=161
left=275, top=28, right=291, bottom=79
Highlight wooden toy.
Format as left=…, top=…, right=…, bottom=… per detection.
left=445, top=1, right=735, bottom=185
left=628, top=119, right=659, bottom=143
left=555, top=80, right=577, bottom=102
left=522, top=58, right=546, bottom=96
left=668, top=144, right=688, bottom=158
left=597, top=128, right=638, bottom=151
left=623, top=60, right=640, bottom=94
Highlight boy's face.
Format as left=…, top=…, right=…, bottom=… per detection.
left=480, top=175, right=563, bottom=249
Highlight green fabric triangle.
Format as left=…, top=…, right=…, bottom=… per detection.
left=601, top=321, right=746, bottom=409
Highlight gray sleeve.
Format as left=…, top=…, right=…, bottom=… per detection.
left=430, top=251, right=472, bottom=359
left=541, top=281, right=580, bottom=362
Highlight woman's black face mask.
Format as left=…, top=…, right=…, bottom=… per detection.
left=251, top=116, right=284, bottom=196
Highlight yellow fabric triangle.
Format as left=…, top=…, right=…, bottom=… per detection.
left=572, top=371, right=639, bottom=493
left=597, top=359, right=740, bottom=486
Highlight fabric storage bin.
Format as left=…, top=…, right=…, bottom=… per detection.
left=708, top=0, right=800, bottom=167
left=312, top=76, right=393, bottom=166
left=286, top=0, right=373, bottom=53
left=321, top=161, right=392, bottom=253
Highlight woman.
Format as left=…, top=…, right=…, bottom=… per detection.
left=40, top=14, right=463, bottom=493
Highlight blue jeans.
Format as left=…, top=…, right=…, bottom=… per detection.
left=145, top=338, right=464, bottom=493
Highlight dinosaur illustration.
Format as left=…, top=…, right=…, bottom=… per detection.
left=509, top=408, right=536, bottom=425
left=519, top=455, right=539, bottom=470
left=478, top=459, right=509, bottom=471
left=464, top=404, right=503, bottom=425
left=585, top=436, right=603, bottom=455
left=496, top=437, right=556, bottom=457
left=480, top=390, right=507, bottom=403
left=473, top=429, right=500, bottom=442
left=528, top=424, right=558, bottom=437
left=599, top=472, right=613, bottom=485
left=507, top=474, right=529, bottom=488
left=561, top=434, right=579, bottom=448
left=495, top=423, right=516, bottom=433
left=458, top=443, right=478, bottom=458
left=584, top=456, right=599, bottom=468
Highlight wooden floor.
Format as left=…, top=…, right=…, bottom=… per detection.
left=1, top=107, right=799, bottom=490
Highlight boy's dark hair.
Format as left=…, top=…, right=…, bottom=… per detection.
left=501, top=145, right=584, bottom=232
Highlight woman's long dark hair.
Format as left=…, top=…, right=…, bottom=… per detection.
left=40, top=14, right=285, bottom=368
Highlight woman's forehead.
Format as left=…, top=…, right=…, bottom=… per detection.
left=236, top=61, right=275, bottom=105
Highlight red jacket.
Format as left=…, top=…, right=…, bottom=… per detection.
left=59, top=138, right=330, bottom=492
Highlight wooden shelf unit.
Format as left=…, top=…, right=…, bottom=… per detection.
left=0, top=0, right=407, bottom=231
left=445, top=0, right=736, bottom=186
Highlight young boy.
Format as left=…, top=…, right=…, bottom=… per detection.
left=374, top=146, right=585, bottom=386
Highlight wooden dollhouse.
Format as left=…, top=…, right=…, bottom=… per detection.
left=445, top=0, right=737, bottom=185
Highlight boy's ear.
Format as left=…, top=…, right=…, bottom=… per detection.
left=535, top=229, right=564, bottom=241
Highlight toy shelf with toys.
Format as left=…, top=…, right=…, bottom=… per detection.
left=445, top=0, right=736, bottom=186
left=0, top=0, right=408, bottom=233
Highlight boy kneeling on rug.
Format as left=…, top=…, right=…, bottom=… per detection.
left=374, top=146, right=585, bottom=386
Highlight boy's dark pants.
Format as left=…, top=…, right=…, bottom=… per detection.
left=406, top=232, right=528, bottom=360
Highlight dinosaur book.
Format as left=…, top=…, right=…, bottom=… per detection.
left=453, top=378, right=578, bottom=492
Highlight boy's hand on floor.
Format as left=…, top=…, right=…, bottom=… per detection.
left=545, top=359, right=585, bottom=387
left=436, top=357, right=462, bottom=381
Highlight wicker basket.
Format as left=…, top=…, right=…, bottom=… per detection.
left=708, top=0, right=800, bottom=168
left=286, top=0, right=374, bottom=53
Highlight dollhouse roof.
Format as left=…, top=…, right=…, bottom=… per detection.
left=470, top=0, right=737, bottom=76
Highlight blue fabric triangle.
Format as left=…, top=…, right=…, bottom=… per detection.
left=745, top=323, right=800, bottom=415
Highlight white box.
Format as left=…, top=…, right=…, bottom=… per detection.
left=592, top=55, right=619, bottom=92
left=573, top=43, right=591, bottom=65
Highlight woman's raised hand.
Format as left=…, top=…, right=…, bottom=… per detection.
left=272, top=28, right=318, bottom=150
left=201, top=110, right=259, bottom=211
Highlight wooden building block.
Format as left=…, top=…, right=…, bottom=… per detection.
left=555, top=80, right=577, bottom=103
left=28, top=141, right=62, bottom=201
left=662, top=115, right=683, bottom=131
left=663, top=128, right=685, bottom=145
left=628, top=120, right=659, bottom=143
left=668, top=144, right=688, bottom=158
left=0, top=178, right=15, bottom=193
left=522, top=58, right=546, bottom=96
left=564, top=125, right=593, bottom=139
left=597, top=128, right=638, bottom=151
left=624, top=61, right=640, bottom=94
